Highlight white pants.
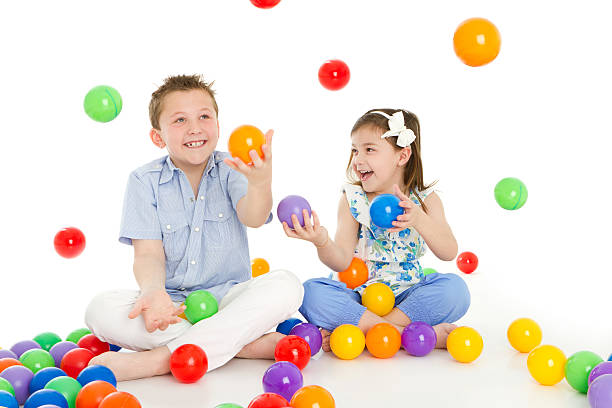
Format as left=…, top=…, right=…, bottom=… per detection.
left=84, top=270, right=304, bottom=371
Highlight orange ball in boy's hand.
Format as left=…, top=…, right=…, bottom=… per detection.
left=228, top=125, right=265, bottom=165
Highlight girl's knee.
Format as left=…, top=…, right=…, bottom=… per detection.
left=437, top=273, right=471, bottom=322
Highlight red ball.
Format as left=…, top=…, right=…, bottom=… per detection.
left=60, top=347, right=95, bottom=378
left=456, top=251, right=479, bottom=274
left=248, top=393, right=290, bottom=408
left=170, top=344, right=208, bottom=383
left=274, top=335, right=311, bottom=370
left=54, top=227, right=86, bottom=258
left=99, top=391, right=141, bottom=408
left=318, top=59, right=350, bottom=91
left=250, top=0, right=281, bottom=9
left=77, top=334, right=110, bottom=356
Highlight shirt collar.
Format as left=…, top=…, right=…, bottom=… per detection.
left=159, top=153, right=219, bottom=184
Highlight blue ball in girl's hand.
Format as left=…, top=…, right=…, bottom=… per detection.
left=370, top=194, right=403, bottom=229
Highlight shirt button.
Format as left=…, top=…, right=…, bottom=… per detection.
left=191, top=260, right=196, bottom=265
left=166, top=225, right=171, bottom=230
left=200, top=196, right=205, bottom=200
left=218, top=213, right=223, bottom=218
left=194, top=227, right=200, bottom=232
left=180, top=288, right=185, bottom=291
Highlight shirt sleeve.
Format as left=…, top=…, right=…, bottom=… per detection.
left=119, top=172, right=162, bottom=245
left=227, top=168, right=273, bottom=224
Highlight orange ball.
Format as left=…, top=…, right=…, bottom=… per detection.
left=0, top=358, right=23, bottom=373
left=251, top=258, right=270, bottom=278
left=453, top=17, right=501, bottom=67
left=75, top=380, right=117, bottom=408
left=337, top=258, right=368, bottom=289
left=99, top=391, right=141, bottom=408
left=228, top=125, right=265, bottom=165
left=290, top=385, right=335, bottom=408
left=365, top=323, right=401, bottom=359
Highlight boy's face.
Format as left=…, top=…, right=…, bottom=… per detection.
left=150, top=89, right=219, bottom=170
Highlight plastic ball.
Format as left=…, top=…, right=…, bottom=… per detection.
left=60, top=348, right=94, bottom=379
left=53, top=228, right=86, bottom=259
left=24, top=388, right=68, bottom=408
left=0, top=358, right=23, bottom=373
left=65, top=329, right=91, bottom=345
left=589, top=361, right=612, bottom=386
left=98, top=391, right=141, bottom=408
left=365, top=323, right=401, bottom=359
left=0, top=390, right=18, bottom=408
left=262, top=361, right=303, bottom=402
left=10, top=340, right=41, bottom=358
left=247, top=393, right=289, bottom=408
left=507, top=318, right=542, bottom=353
left=251, top=258, right=270, bottom=278
left=74, top=380, right=116, bottom=408
left=49, top=343, right=78, bottom=368
left=277, top=195, right=311, bottom=229
left=83, top=85, right=122, bottom=123
left=215, top=404, right=243, bottom=408
left=76, top=365, right=117, bottom=387
left=274, top=335, right=311, bottom=370
left=494, top=177, right=527, bottom=210
left=184, top=290, right=219, bottom=324
left=170, top=344, right=208, bottom=383
left=0, top=365, right=34, bottom=404
left=250, top=0, right=281, bottom=8
left=527, top=345, right=567, bottom=385
left=369, top=194, right=403, bottom=229
left=401, top=321, right=437, bottom=357
left=0, top=377, right=15, bottom=395
left=447, top=326, right=483, bottom=363
left=337, top=258, right=368, bottom=290
left=361, top=283, right=395, bottom=316
left=318, top=59, right=350, bottom=91
left=33, top=333, right=62, bottom=352
left=422, top=267, right=437, bottom=276
left=29, top=367, right=67, bottom=394
left=108, top=344, right=121, bottom=352
left=330, top=324, right=365, bottom=360
left=456, top=251, right=478, bottom=274
left=44, top=376, right=81, bottom=408
left=453, top=17, right=501, bottom=67
left=0, top=350, right=18, bottom=360
left=228, top=125, right=265, bottom=165
left=19, top=349, right=55, bottom=374
left=276, top=318, right=303, bottom=335
left=289, top=323, right=323, bottom=356
left=290, top=385, right=335, bottom=408
left=565, top=351, right=603, bottom=393
left=588, top=374, right=612, bottom=407
left=76, top=335, right=109, bottom=357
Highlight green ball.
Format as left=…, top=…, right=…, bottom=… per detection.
left=215, top=404, right=244, bottom=408
left=494, top=177, right=527, bottom=210
left=45, top=376, right=82, bottom=408
left=19, top=349, right=55, bottom=374
left=184, top=290, right=219, bottom=324
left=83, top=85, right=123, bottom=123
left=66, top=328, right=91, bottom=344
left=422, top=267, right=437, bottom=276
left=0, top=377, right=15, bottom=396
left=34, top=332, right=62, bottom=351
left=565, top=350, right=603, bottom=393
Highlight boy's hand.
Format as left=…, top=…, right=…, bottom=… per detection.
left=282, top=209, right=329, bottom=247
left=128, top=289, right=186, bottom=332
left=388, top=184, right=426, bottom=233
left=223, top=129, right=273, bottom=188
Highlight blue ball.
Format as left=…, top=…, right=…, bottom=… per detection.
left=276, top=318, right=303, bottom=335
left=76, top=365, right=117, bottom=387
left=109, top=344, right=122, bottom=352
left=0, top=390, right=18, bottom=408
left=23, top=389, right=68, bottom=408
left=29, top=367, right=67, bottom=394
left=608, top=353, right=612, bottom=361
left=369, top=194, right=403, bottom=229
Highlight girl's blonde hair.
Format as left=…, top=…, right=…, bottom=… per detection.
left=346, top=108, right=436, bottom=213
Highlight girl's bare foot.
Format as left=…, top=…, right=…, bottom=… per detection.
left=433, top=323, right=457, bottom=349
left=320, top=329, right=331, bottom=352
left=236, top=332, right=285, bottom=359
left=88, top=347, right=171, bottom=382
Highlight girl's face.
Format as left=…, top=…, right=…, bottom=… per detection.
left=350, top=125, right=411, bottom=194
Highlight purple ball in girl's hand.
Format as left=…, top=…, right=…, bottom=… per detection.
left=277, top=195, right=311, bottom=229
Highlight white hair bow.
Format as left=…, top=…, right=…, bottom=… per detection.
left=369, top=111, right=416, bottom=147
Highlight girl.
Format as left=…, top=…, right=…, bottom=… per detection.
left=282, top=108, right=470, bottom=351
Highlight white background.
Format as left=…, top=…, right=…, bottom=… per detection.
left=1, top=0, right=611, bottom=406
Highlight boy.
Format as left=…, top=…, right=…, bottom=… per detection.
left=85, top=75, right=303, bottom=381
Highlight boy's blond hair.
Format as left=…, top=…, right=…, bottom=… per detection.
left=149, top=74, right=218, bottom=130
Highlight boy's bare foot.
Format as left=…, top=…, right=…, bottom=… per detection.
left=433, top=323, right=457, bottom=349
left=89, top=347, right=171, bottom=381
left=320, top=329, right=331, bottom=352
left=236, top=332, right=285, bottom=359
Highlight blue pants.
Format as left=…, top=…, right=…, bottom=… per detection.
left=299, top=272, right=471, bottom=331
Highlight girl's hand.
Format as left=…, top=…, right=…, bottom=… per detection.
left=282, top=209, right=329, bottom=247
left=388, top=184, right=427, bottom=233
left=128, top=289, right=186, bottom=332
left=223, top=129, right=273, bottom=188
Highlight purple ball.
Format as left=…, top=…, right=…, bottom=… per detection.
left=48, top=342, right=78, bottom=367
left=10, top=341, right=41, bottom=359
left=589, top=361, right=612, bottom=386
left=0, top=365, right=34, bottom=405
left=262, top=361, right=303, bottom=402
left=401, top=321, right=437, bottom=357
left=588, top=374, right=612, bottom=408
left=289, top=323, right=323, bottom=356
left=277, top=195, right=311, bottom=229
left=0, top=349, right=18, bottom=360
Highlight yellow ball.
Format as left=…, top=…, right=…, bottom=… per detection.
left=507, top=318, right=542, bottom=353
left=527, top=345, right=566, bottom=386
left=361, top=283, right=395, bottom=316
left=330, top=324, right=366, bottom=360
left=447, top=326, right=483, bottom=363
